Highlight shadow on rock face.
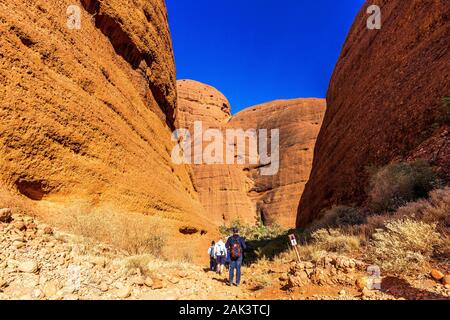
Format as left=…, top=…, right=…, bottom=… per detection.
left=15, top=179, right=49, bottom=201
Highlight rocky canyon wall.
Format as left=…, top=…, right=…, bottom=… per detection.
left=175, top=80, right=256, bottom=225
left=230, top=99, right=326, bottom=227
left=0, top=0, right=214, bottom=256
left=297, top=0, right=450, bottom=226
left=176, top=80, right=326, bottom=228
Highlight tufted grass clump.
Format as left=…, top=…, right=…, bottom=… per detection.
left=369, top=218, right=441, bottom=274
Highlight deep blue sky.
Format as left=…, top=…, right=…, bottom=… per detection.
left=166, top=0, right=365, bottom=113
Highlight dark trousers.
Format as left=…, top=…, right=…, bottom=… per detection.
left=209, top=257, right=216, bottom=271
left=229, top=257, right=243, bottom=285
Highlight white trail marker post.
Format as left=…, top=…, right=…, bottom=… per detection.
left=288, top=234, right=301, bottom=262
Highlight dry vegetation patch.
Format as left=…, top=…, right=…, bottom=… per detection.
left=369, top=219, right=442, bottom=274
left=54, top=207, right=168, bottom=258
left=368, top=161, right=439, bottom=212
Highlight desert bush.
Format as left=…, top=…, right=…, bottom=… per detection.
left=252, top=273, right=273, bottom=289
left=310, top=229, right=361, bottom=254
left=368, top=161, right=438, bottom=212
left=124, top=255, right=154, bottom=277
left=393, top=187, right=450, bottom=259
left=394, top=187, right=450, bottom=227
left=298, top=206, right=366, bottom=245
left=179, top=251, right=194, bottom=263
left=294, top=245, right=328, bottom=261
left=335, top=206, right=366, bottom=226
left=355, top=214, right=389, bottom=239
left=369, top=218, right=441, bottom=274
left=66, top=210, right=167, bottom=257
left=219, top=219, right=285, bottom=241
left=271, top=229, right=359, bottom=262
left=443, top=91, right=450, bottom=106
left=437, top=91, right=450, bottom=125
left=122, top=227, right=166, bottom=257
left=123, top=254, right=192, bottom=277
left=314, top=206, right=366, bottom=229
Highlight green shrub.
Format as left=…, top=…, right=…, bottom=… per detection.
left=335, top=208, right=364, bottom=226
left=329, top=206, right=366, bottom=226
left=437, top=91, right=450, bottom=125
left=219, top=219, right=285, bottom=241
left=368, top=160, right=438, bottom=212
left=369, top=218, right=441, bottom=274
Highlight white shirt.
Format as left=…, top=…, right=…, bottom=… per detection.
left=214, top=240, right=227, bottom=257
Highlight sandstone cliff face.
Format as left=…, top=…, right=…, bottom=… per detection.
left=297, top=0, right=450, bottom=226
left=176, top=80, right=326, bottom=227
left=0, top=0, right=213, bottom=256
left=176, top=79, right=231, bottom=128
left=176, top=80, right=256, bottom=224
left=80, top=0, right=177, bottom=127
left=230, top=99, right=326, bottom=227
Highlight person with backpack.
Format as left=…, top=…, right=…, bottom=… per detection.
left=214, top=238, right=227, bottom=275
left=207, top=241, right=216, bottom=272
left=226, top=228, right=246, bottom=286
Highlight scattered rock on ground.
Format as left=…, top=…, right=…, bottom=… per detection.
left=43, top=281, right=59, bottom=298
left=43, top=226, right=53, bottom=235
left=431, top=269, right=444, bottom=281
left=18, top=260, right=39, bottom=274
left=356, top=277, right=368, bottom=290
left=116, top=285, right=131, bottom=299
left=151, top=278, right=165, bottom=290
left=144, top=277, right=154, bottom=288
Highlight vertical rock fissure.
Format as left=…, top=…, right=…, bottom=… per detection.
left=80, top=0, right=175, bottom=129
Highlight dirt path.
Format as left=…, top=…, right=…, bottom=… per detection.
left=0, top=211, right=448, bottom=300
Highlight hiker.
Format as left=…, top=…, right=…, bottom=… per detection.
left=214, top=238, right=227, bottom=275
left=224, top=248, right=231, bottom=272
left=208, top=241, right=216, bottom=272
left=226, top=227, right=246, bottom=286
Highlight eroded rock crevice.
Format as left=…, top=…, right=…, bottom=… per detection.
left=15, top=179, right=50, bottom=201
left=80, top=0, right=176, bottom=129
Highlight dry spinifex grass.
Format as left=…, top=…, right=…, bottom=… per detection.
left=41, top=202, right=168, bottom=258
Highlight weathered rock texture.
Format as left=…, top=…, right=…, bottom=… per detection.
left=230, top=99, right=326, bottom=227
left=176, top=80, right=256, bottom=224
left=297, top=0, right=450, bottom=226
left=176, top=80, right=326, bottom=227
left=0, top=0, right=214, bottom=256
left=176, top=80, right=232, bottom=128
